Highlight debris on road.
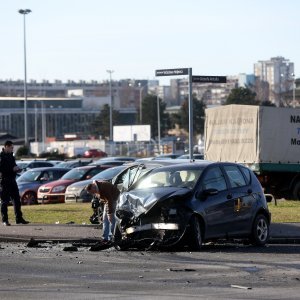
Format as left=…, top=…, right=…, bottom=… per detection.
left=231, top=284, right=252, bottom=290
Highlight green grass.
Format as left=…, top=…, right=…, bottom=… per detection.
left=8, top=203, right=92, bottom=224
left=6, top=199, right=300, bottom=224
left=268, top=200, right=300, bottom=223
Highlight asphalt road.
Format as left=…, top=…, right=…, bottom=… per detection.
left=1, top=222, right=300, bottom=243
left=0, top=242, right=300, bottom=299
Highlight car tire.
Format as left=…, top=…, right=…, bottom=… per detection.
left=22, top=192, right=37, bottom=205
left=292, top=181, right=300, bottom=200
left=188, top=215, right=202, bottom=251
left=250, top=214, right=269, bottom=246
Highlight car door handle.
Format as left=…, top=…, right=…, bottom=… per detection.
left=227, top=194, right=232, bottom=199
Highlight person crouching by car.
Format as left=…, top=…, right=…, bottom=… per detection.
left=0, top=140, right=29, bottom=226
left=85, top=180, right=120, bottom=244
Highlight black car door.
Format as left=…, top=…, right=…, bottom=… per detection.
left=196, top=166, right=234, bottom=238
left=222, top=164, right=256, bottom=235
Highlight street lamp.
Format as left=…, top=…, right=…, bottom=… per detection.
left=18, top=9, right=31, bottom=147
left=107, top=70, right=114, bottom=140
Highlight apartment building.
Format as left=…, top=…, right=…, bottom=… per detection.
left=254, top=56, right=295, bottom=105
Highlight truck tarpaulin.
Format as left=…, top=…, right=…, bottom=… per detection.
left=204, top=105, right=300, bottom=164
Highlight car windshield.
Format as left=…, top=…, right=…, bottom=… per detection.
left=17, top=170, right=42, bottom=182
left=135, top=166, right=204, bottom=190
left=61, top=168, right=88, bottom=180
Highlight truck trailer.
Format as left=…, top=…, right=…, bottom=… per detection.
left=204, top=104, right=300, bottom=200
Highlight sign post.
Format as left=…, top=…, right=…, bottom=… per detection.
left=155, top=67, right=194, bottom=160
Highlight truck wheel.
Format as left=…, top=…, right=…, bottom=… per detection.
left=187, top=215, right=202, bottom=251
left=250, top=214, right=269, bottom=246
left=292, top=181, right=300, bottom=200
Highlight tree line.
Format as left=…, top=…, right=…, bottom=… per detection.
left=90, top=87, right=275, bottom=141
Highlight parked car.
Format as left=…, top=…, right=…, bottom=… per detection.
left=55, top=159, right=93, bottom=169
left=114, top=161, right=271, bottom=250
left=176, top=153, right=204, bottom=160
left=37, top=165, right=113, bottom=204
left=65, top=165, right=128, bottom=203
left=16, top=160, right=55, bottom=172
left=152, top=154, right=181, bottom=160
left=65, top=162, right=162, bottom=204
left=89, top=160, right=127, bottom=167
left=16, top=167, right=71, bottom=205
left=92, top=156, right=136, bottom=164
left=83, top=149, right=107, bottom=158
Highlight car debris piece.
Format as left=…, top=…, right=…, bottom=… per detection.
left=89, top=240, right=113, bottom=251
left=27, top=238, right=39, bottom=247
left=230, top=284, right=252, bottom=290
left=63, top=246, right=78, bottom=252
left=167, top=268, right=196, bottom=272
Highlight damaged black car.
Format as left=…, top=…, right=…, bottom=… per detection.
left=114, top=161, right=271, bottom=250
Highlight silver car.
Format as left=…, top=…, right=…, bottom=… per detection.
left=65, top=165, right=128, bottom=203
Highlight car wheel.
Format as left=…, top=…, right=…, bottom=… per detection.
left=250, top=214, right=269, bottom=246
left=188, top=215, right=202, bottom=251
left=22, top=191, right=37, bottom=205
left=292, top=181, right=300, bottom=200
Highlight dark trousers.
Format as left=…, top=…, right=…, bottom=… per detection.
left=1, top=179, right=22, bottom=222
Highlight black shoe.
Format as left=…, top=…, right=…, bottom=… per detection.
left=16, top=218, right=29, bottom=225
left=3, top=221, right=11, bottom=226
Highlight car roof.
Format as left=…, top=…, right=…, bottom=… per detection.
left=146, top=161, right=248, bottom=172
left=144, top=160, right=215, bottom=171
left=21, top=167, right=72, bottom=172
left=89, top=160, right=127, bottom=166
left=93, top=156, right=136, bottom=162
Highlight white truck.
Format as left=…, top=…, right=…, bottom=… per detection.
left=204, top=104, right=300, bottom=200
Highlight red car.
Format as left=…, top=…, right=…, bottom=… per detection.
left=83, top=149, right=107, bottom=158
left=37, top=165, right=112, bottom=204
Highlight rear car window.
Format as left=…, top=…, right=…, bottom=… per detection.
left=224, top=165, right=247, bottom=188
left=239, top=166, right=252, bottom=185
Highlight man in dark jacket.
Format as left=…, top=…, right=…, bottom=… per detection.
left=0, top=141, right=29, bottom=226
left=86, top=180, right=120, bottom=243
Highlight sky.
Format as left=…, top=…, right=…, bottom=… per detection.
left=1, top=0, right=299, bottom=86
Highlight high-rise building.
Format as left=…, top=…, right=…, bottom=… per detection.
left=254, top=56, right=294, bottom=106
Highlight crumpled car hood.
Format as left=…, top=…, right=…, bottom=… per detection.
left=118, top=187, right=191, bottom=218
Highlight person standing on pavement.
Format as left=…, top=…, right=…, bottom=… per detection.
left=0, top=141, right=29, bottom=226
left=86, top=180, right=120, bottom=243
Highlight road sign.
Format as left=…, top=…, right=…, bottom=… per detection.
left=155, top=68, right=189, bottom=76
left=192, top=76, right=227, bottom=83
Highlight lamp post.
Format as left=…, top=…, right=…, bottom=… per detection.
left=106, top=70, right=114, bottom=140
left=157, top=93, right=161, bottom=154
left=18, top=9, right=31, bottom=147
